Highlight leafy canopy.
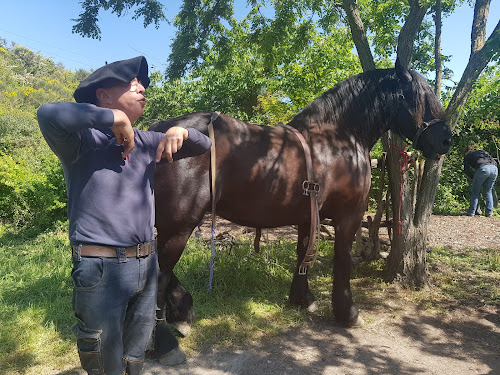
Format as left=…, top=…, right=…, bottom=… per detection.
left=72, top=0, right=167, bottom=40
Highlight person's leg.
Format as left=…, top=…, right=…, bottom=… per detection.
left=467, top=167, right=489, bottom=215
left=483, top=165, right=498, bottom=216
left=72, top=248, right=141, bottom=375
left=122, top=252, right=158, bottom=374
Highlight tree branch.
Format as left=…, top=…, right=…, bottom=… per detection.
left=341, top=0, right=376, bottom=72
left=446, top=8, right=499, bottom=127
left=434, top=0, right=442, bottom=98
left=396, top=0, right=427, bottom=68
left=471, top=0, right=490, bottom=53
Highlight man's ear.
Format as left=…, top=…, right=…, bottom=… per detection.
left=96, top=87, right=111, bottom=105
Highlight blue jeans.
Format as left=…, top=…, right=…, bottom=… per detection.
left=72, top=247, right=158, bottom=375
left=467, top=164, right=498, bottom=216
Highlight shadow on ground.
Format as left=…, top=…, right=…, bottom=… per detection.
left=142, top=304, right=499, bottom=375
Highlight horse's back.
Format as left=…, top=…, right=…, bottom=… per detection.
left=149, top=112, right=215, bottom=133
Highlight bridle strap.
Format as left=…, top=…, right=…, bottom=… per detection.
left=411, top=118, right=443, bottom=149
left=280, top=123, right=321, bottom=275
left=398, top=95, right=445, bottom=148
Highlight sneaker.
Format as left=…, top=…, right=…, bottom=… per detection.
left=159, top=346, right=186, bottom=366
left=485, top=212, right=492, bottom=217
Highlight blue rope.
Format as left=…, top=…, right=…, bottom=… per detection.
left=208, top=227, right=216, bottom=291
left=194, top=225, right=202, bottom=238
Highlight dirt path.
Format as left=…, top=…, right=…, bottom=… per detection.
left=141, top=215, right=499, bottom=375
left=143, top=306, right=499, bottom=375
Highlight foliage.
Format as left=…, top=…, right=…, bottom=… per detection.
left=434, top=63, right=500, bottom=214
left=0, top=42, right=80, bottom=230
left=0, top=146, right=66, bottom=229
left=72, top=0, right=167, bottom=40
left=143, top=7, right=361, bottom=126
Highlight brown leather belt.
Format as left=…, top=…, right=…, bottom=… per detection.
left=72, top=240, right=156, bottom=258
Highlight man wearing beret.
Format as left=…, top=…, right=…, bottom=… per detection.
left=37, top=56, right=211, bottom=375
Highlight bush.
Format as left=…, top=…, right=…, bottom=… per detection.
left=0, top=146, right=66, bottom=229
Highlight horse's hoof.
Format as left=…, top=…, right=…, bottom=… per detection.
left=159, top=346, right=187, bottom=366
left=307, top=301, right=318, bottom=312
left=348, top=315, right=364, bottom=327
left=173, top=322, right=191, bottom=337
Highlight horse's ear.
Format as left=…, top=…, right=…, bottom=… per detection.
left=395, top=57, right=412, bottom=84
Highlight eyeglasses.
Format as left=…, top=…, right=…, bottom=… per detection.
left=129, top=82, right=144, bottom=93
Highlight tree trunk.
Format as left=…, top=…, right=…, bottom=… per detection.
left=384, top=0, right=431, bottom=287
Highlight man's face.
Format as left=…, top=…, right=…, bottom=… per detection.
left=97, top=78, right=146, bottom=123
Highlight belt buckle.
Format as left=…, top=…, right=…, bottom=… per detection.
left=136, top=243, right=141, bottom=258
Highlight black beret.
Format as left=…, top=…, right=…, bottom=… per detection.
left=74, top=56, right=150, bottom=104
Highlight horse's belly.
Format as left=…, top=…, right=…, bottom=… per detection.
left=216, top=187, right=309, bottom=228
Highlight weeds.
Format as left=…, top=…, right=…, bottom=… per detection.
left=0, top=225, right=498, bottom=374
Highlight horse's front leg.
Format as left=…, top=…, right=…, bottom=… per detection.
left=288, top=224, right=316, bottom=310
left=157, top=269, right=193, bottom=336
left=156, top=229, right=196, bottom=336
left=332, top=218, right=362, bottom=326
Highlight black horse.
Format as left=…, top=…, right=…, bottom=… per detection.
left=150, top=61, right=452, bottom=333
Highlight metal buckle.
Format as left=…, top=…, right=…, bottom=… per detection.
left=298, top=264, right=308, bottom=275
left=302, top=180, right=320, bottom=196
left=136, top=244, right=141, bottom=258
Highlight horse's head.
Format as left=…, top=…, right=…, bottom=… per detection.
left=392, top=59, right=453, bottom=160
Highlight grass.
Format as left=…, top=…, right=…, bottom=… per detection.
left=0, top=223, right=498, bottom=374
left=425, top=246, right=500, bottom=308
left=0, top=221, right=80, bottom=375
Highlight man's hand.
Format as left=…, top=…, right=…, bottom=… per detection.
left=110, top=109, right=135, bottom=159
left=156, top=126, right=189, bottom=162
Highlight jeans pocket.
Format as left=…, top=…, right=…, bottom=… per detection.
left=73, top=321, right=104, bottom=374
left=72, top=257, right=105, bottom=290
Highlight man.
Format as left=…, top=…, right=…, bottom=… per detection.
left=464, top=147, right=498, bottom=217
left=37, top=56, right=211, bottom=375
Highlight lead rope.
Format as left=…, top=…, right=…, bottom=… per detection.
left=207, top=112, right=219, bottom=291
left=389, top=143, right=414, bottom=234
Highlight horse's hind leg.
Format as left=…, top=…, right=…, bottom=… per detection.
left=288, top=224, right=316, bottom=310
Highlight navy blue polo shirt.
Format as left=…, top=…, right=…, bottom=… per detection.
left=37, top=102, right=211, bottom=247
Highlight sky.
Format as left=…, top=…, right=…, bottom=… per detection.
left=1, top=1, right=499, bottom=82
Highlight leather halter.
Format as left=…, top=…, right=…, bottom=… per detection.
left=280, top=123, right=321, bottom=275
left=411, top=118, right=445, bottom=149
left=398, top=96, right=446, bottom=149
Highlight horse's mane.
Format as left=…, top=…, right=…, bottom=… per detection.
left=290, top=68, right=443, bottom=144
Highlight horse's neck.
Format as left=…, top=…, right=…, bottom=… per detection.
left=292, top=79, right=398, bottom=149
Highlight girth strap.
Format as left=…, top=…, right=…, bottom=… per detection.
left=280, top=123, right=321, bottom=274
left=207, top=112, right=219, bottom=292
left=208, top=112, right=219, bottom=229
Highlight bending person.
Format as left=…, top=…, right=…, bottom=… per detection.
left=464, top=147, right=498, bottom=217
